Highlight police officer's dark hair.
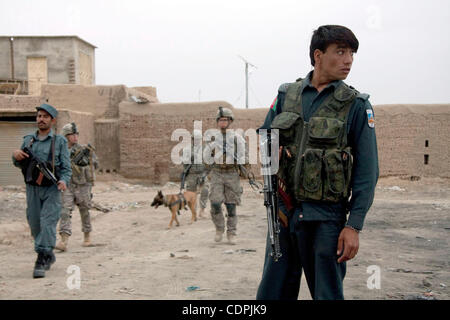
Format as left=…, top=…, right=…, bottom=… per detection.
left=309, top=25, right=359, bottom=66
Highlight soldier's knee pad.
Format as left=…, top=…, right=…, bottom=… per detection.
left=210, top=202, right=222, bottom=214
left=225, top=203, right=236, bottom=217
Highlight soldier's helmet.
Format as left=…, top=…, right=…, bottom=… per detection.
left=216, top=106, right=234, bottom=121
left=62, top=122, right=79, bottom=136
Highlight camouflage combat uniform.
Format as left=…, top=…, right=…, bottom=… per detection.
left=59, top=143, right=98, bottom=236
left=181, top=139, right=209, bottom=211
left=204, top=131, right=246, bottom=237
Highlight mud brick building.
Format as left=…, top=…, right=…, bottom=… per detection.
left=0, top=36, right=449, bottom=185
left=0, top=36, right=96, bottom=95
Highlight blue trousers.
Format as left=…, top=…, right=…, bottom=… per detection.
left=256, top=205, right=346, bottom=300
left=25, top=184, right=61, bottom=254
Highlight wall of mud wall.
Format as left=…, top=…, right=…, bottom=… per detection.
left=41, top=84, right=127, bottom=119
left=118, top=101, right=268, bottom=184
left=374, top=104, right=450, bottom=178
left=56, top=110, right=95, bottom=147
left=119, top=102, right=450, bottom=183
left=0, top=95, right=45, bottom=112
left=94, top=119, right=120, bottom=172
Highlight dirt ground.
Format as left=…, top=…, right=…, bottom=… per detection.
left=0, top=175, right=449, bottom=300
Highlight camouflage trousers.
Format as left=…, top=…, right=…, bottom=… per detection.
left=199, top=182, right=209, bottom=209
left=185, top=173, right=209, bottom=209
left=209, top=168, right=242, bottom=235
left=185, top=173, right=203, bottom=192
left=59, top=183, right=92, bottom=236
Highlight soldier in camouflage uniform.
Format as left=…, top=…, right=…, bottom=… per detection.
left=55, top=122, right=98, bottom=251
left=203, top=107, right=246, bottom=244
left=198, top=180, right=209, bottom=217
left=181, top=129, right=209, bottom=218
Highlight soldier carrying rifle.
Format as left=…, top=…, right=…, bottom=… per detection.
left=55, top=122, right=99, bottom=252
left=256, top=25, right=379, bottom=300
left=12, top=104, right=71, bottom=279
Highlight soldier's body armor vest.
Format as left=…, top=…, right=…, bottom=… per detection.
left=211, top=132, right=241, bottom=171
left=271, top=79, right=357, bottom=203
left=70, top=143, right=95, bottom=185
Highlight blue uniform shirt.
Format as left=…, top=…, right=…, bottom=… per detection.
left=260, top=71, right=379, bottom=230
left=13, top=129, right=72, bottom=186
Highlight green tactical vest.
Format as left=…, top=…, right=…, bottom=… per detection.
left=271, top=79, right=357, bottom=203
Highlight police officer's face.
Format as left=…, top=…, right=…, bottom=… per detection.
left=36, top=110, right=54, bottom=130
left=217, top=117, right=231, bottom=130
left=66, top=133, right=78, bottom=145
left=315, top=43, right=354, bottom=81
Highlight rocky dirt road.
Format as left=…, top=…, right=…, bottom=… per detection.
left=0, top=175, right=449, bottom=300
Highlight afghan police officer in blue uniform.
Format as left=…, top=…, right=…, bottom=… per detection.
left=12, top=104, right=71, bottom=278
left=256, top=25, right=379, bottom=300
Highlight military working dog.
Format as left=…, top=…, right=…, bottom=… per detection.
left=151, top=190, right=198, bottom=229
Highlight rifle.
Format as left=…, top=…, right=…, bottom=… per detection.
left=22, top=146, right=58, bottom=185
left=72, top=144, right=94, bottom=167
left=260, top=129, right=282, bottom=262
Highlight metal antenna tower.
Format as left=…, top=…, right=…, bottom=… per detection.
left=238, top=55, right=257, bottom=109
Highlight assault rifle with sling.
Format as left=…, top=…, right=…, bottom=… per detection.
left=260, top=129, right=282, bottom=261
left=72, top=144, right=94, bottom=166
left=71, top=144, right=95, bottom=174
left=22, top=146, right=58, bottom=185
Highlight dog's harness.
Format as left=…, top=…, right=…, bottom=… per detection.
left=163, top=193, right=187, bottom=215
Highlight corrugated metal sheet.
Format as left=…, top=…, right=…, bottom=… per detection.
left=0, top=122, right=36, bottom=185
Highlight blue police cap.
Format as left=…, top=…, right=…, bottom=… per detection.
left=36, top=104, right=58, bottom=118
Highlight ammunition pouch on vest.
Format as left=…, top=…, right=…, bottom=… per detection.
left=70, top=144, right=95, bottom=185
left=271, top=79, right=357, bottom=203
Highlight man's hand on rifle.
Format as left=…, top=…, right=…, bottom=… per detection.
left=13, top=150, right=29, bottom=161
left=57, top=180, right=67, bottom=191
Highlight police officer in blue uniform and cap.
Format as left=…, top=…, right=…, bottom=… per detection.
left=256, top=25, right=379, bottom=300
left=12, top=103, right=71, bottom=278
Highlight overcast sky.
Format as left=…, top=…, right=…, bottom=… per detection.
left=1, top=0, right=449, bottom=108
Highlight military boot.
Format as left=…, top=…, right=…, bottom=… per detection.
left=55, top=233, right=69, bottom=252
left=82, top=232, right=91, bottom=247
left=44, top=251, right=56, bottom=270
left=227, top=233, right=236, bottom=245
left=214, top=230, right=223, bottom=242
left=33, top=253, right=46, bottom=279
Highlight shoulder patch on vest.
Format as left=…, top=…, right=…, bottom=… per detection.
left=356, top=93, right=370, bottom=101
left=334, top=83, right=357, bottom=102
left=278, top=83, right=291, bottom=93
left=366, top=109, right=375, bottom=128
